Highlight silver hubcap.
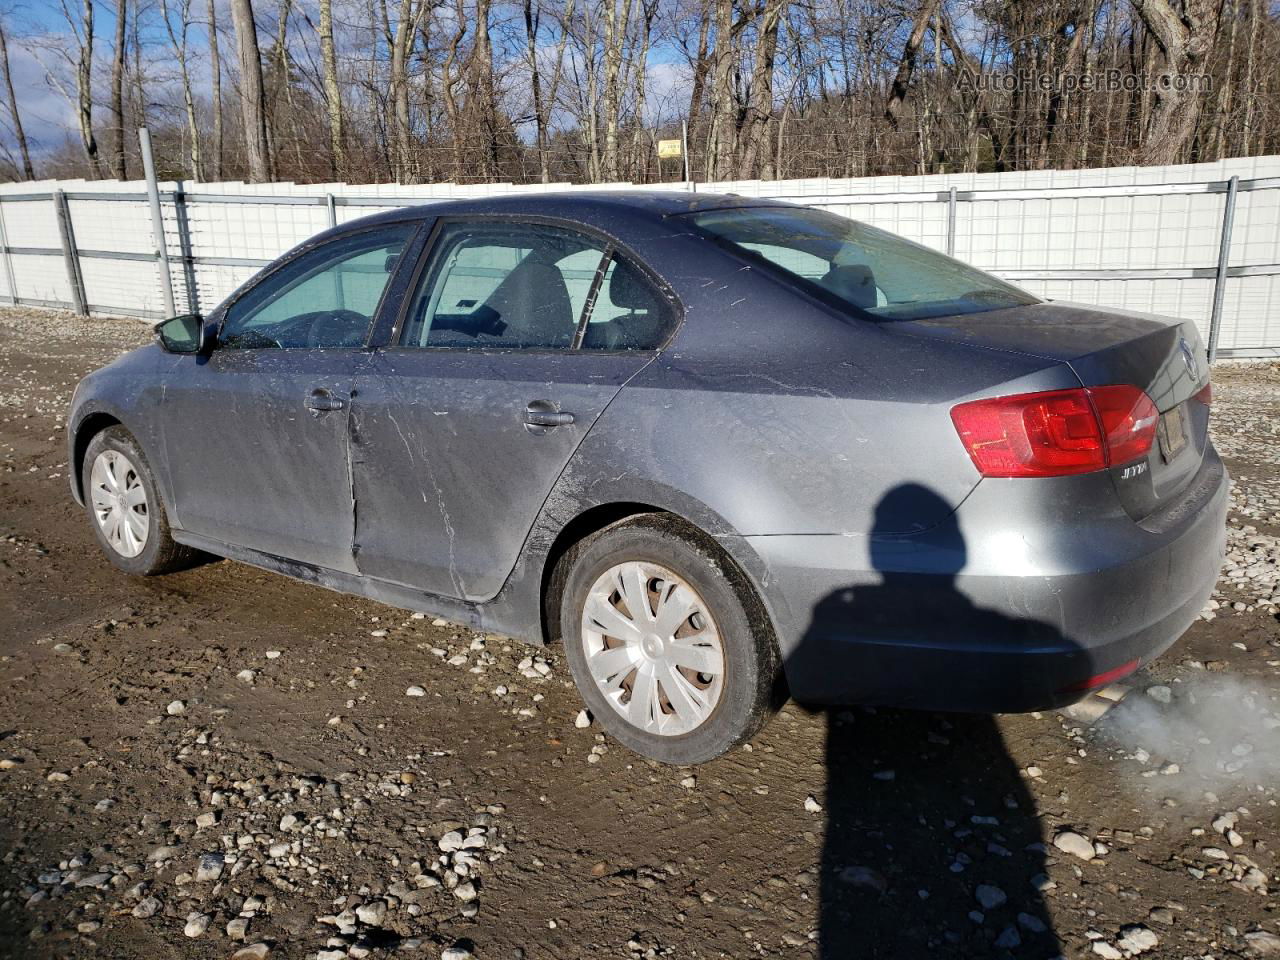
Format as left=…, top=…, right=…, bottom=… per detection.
left=89, top=450, right=149, bottom=558
left=580, top=561, right=725, bottom=737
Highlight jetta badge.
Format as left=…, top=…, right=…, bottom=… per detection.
left=1180, top=338, right=1200, bottom=380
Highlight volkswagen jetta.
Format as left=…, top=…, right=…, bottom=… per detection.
left=67, top=192, right=1228, bottom=764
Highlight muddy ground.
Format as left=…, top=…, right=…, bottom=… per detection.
left=0, top=306, right=1277, bottom=960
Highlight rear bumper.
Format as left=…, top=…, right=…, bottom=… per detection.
left=747, top=448, right=1229, bottom=711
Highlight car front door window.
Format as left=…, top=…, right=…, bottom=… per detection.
left=220, top=226, right=415, bottom=350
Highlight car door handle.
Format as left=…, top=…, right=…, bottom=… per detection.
left=523, top=401, right=575, bottom=428
left=305, top=388, right=346, bottom=414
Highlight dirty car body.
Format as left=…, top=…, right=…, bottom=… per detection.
left=69, top=192, right=1228, bottom=727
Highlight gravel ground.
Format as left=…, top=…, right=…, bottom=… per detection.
left=0, top=306, right=1277, bottom=960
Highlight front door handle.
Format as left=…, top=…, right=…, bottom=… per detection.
left=305, top=388, right=346, bottom=415
left=523, top=400, right=575, bottom=433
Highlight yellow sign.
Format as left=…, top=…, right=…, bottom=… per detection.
left=657, top=139, right=683, bottom=158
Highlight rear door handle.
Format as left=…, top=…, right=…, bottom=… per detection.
left=305, top=388, right=346, bottom=414
left=523, top=400, right=575, bottom=431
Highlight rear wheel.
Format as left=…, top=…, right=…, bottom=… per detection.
left=560, top=516, right=780, bottom=764
left=82, top=426, right=196, bottom=576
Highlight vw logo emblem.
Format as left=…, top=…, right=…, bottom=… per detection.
left=1180, top=338, right=1199, bottom=380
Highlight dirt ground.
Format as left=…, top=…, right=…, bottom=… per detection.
left=0, top=306, right=1277, bottom=960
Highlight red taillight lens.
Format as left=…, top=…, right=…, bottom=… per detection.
left=951, top=385, right=1157, bottom=478
left=1195, top=382, right=1212, bottom=406
left=1089, top=384, right=1159, bottom=467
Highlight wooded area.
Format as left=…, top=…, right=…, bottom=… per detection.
left=2, top=0, right=1278, bottom=185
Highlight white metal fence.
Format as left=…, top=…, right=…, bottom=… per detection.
left=2, top=155, right=1279, bottom=358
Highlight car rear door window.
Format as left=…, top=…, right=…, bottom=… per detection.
left=220, top=225, right=415, bottom=349
left=579, top=256, right=676, bottom=350
left=400, top=221, right=676, bottom=350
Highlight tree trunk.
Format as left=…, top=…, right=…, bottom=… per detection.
left=1241, top=0, right=1259, bottom=154
left=704, top=0, right=736, bottom=180
left=75, top=0, right=105, bottom=177
left=229, top=0, right=271, bottom=181
left=884, top=0, right=940, bottom=129
left=318, top=0, right=345, bottom=178
left=441, top=0, right=467, bottom=179
left=1131, top=0, right=1219, bottom=164
left=389, top=0, right=415, bottom=181
left=110, top=0, right=127, bottom=178
left=470, top=0, right=499, bottom=179
left=207, top=0, right=224, bottom=179
left=541, top=0, right=575, bottom=181
left=271, top=0, right=295, bottom=180
left=737, top=0, right=786, bottom=178
left=162, top=0, right=204, bottom=179
left=523, top=0, right=549, bottom=182
left=600, top=0, right=633, bottom=181
left=628, top=0, right=657, bottom=180
left=687, top=0, right=711, bottom=127
left=0, top=23, right=35, bottom=179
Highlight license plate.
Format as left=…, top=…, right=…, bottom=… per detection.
left=1157, top=404, right=1187, bottom=461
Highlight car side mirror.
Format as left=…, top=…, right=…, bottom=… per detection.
left=154, top=313, right=212, bottom=355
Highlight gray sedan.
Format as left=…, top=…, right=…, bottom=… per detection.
left=67, top=192, right=1228, bottom=764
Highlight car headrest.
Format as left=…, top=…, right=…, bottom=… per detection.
left=609, top=262, right=653, bottom=310
left=486, top=259, right=574, bottom=345
left=821, top=263, right=877, bottom=309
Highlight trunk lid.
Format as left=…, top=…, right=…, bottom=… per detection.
left=894, top=301, right=1212, bottom=521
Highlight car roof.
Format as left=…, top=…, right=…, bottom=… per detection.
left=339, top=190, right=794, bottom=231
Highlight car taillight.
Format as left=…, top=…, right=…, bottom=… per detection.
left=1089, top=384, right=1160, bottom=466
left=1195, top=382, right=1212, bottom=406
left=951, top=385, right=1157, bottom=478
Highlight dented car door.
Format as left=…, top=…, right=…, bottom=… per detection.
left=348, top=218, right=674, bottom=601
left=162, top=225, right=418, bottom=572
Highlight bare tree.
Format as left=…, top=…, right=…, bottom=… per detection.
left=1131, top=0, right=1220, bottom=163
left=600, top=0, right=633, bottom=180
left=161, top=0, right=203, bottom=179
left=523, top=0, right=574, bottom=183
left=207, top=0, right=224, bottom=180
left=441, top=0, right=468, bottom=178
left=388, top=0, right=417, bottom=181
left=737, top=0, right=787, bottom=178
left=318, top=0, right=345, bottom=177
left=0, top=19, right=34, bottom=179
left=703, top=0, right=739, bottom=179
left=9, top=0, right=1280, bottom=186
left=109, top=0, right=127, bottom=178
left=884, top=0, right=940, bottom=128
left=229, top=0, right=271, bottom=181
left=41, top=0, right=106, bottom=176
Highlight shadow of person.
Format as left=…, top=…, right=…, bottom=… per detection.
left=796, top=483, right=1079, bottom=958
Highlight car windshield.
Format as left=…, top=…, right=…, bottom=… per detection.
left=686, top=205, right=1038, bottom=321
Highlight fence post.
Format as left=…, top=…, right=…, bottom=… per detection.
left=173, top=180, right=200, bottom=314
left=945, top=187, right=958, bottom=257
left=1207, top=175, right=1239, bottom=364
left=53, top=189, right=88, bottom=316
left=326, top=192, right=337, bottom=229
left=139, top=127, right=177, bottom=318
left=0, top=199, right=18, bottom=305
left=681, top=121, right=690, bottom=187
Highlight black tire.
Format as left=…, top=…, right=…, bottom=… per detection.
left=81, top=425, right=197, bottom=576
left=559, top=515, right=781, bottom=765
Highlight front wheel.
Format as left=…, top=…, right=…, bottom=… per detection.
left=560, top=517, right=780, bottom=765
left=82, top=426, right=196, bottom=576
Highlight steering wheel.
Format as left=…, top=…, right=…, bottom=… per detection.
left=305, top=309, right=370, bottom=348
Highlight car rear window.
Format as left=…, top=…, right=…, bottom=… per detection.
left=686, top=206, right=1038, bottom=321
